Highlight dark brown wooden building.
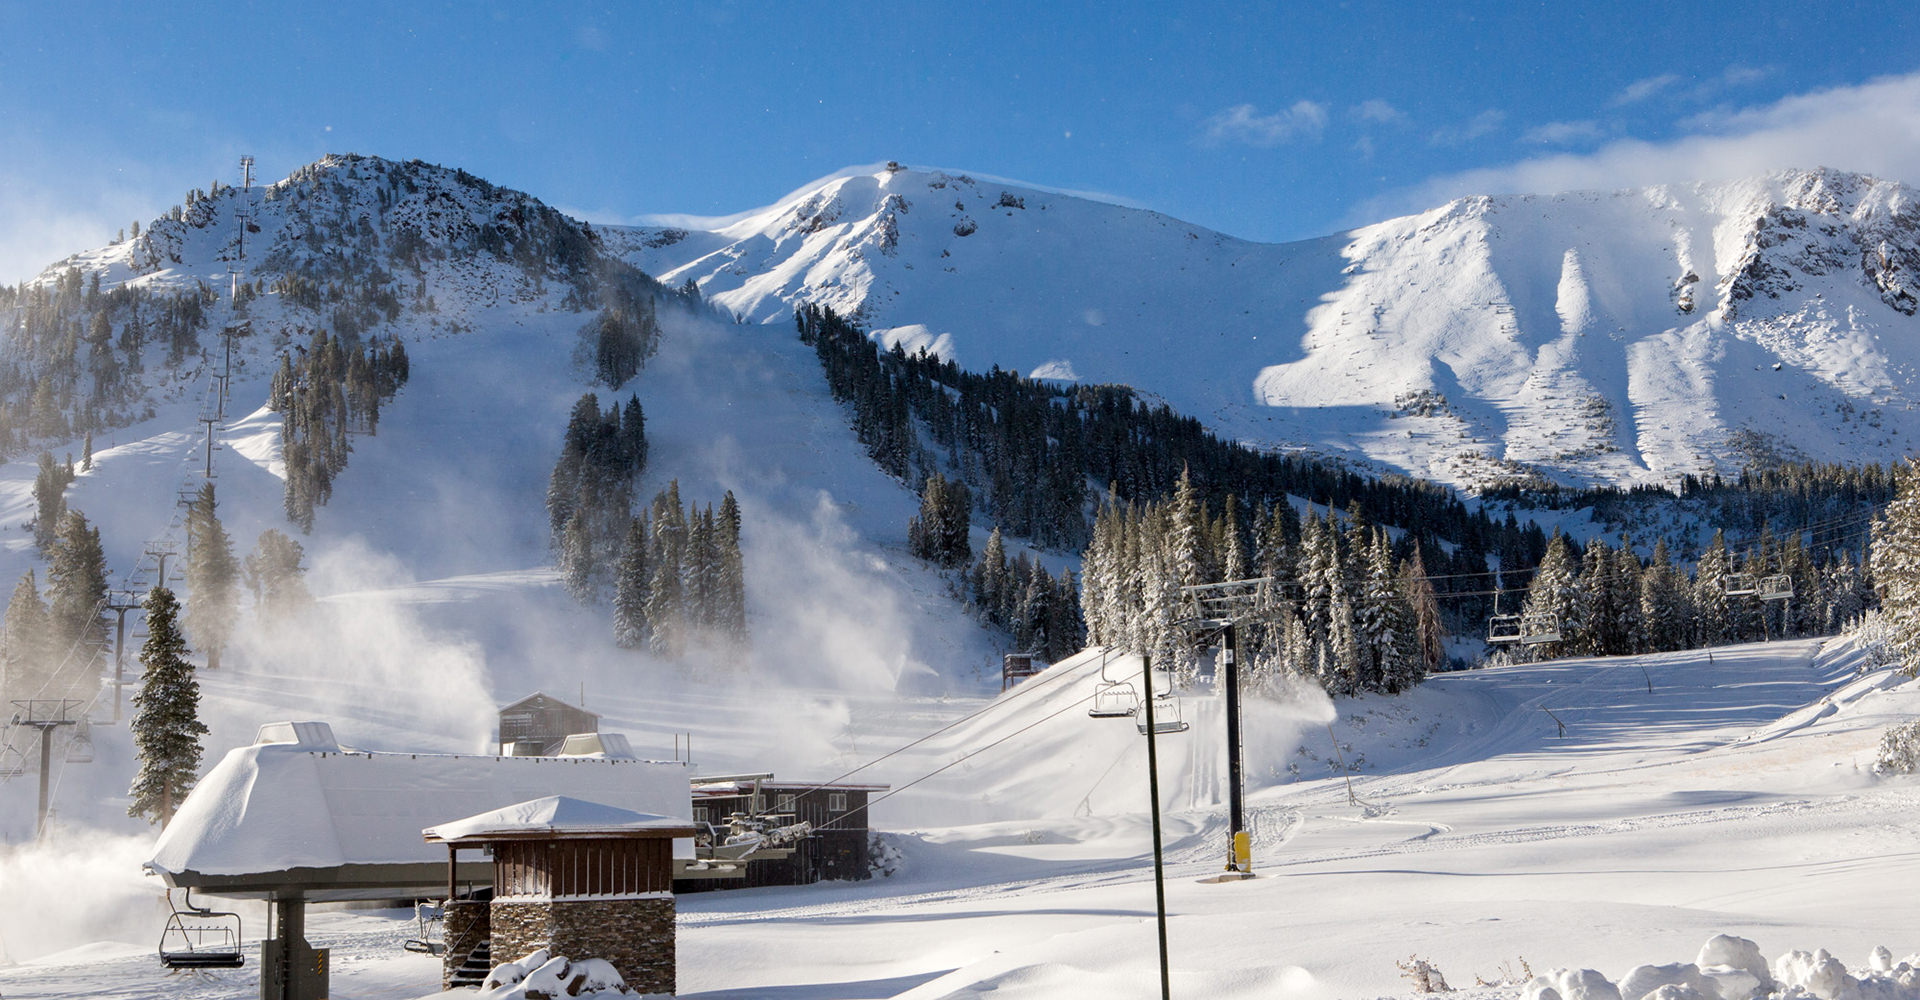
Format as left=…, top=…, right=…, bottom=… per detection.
left=678, top=775, right=887, bottom=891
left=425, top=796, right=695, bottom=994
left=497, top=692, right=600, bottom=756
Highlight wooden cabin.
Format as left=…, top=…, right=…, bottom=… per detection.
left=497, top=692, right=600, bottom=756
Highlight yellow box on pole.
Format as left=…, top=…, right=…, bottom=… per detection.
left=1233, top=831, right=1251, bottom=873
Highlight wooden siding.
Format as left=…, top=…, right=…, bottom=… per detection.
left=494, top=838, right=672, bottom=897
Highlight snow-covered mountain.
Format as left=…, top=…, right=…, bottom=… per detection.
left=608, top=164, right=1920, bottom=490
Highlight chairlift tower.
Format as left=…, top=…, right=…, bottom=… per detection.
left=106, top=592, right=144, bottom=723
left=9, top=699, right=83, bottom=840
left=1176, top=576, right=1277, bottom=880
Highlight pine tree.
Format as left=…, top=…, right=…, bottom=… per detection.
left=716, top=491, right=747, bottom=644
left=1520, top=532, right=1580, bottom=660
left=1401, top=543, right=1446, bottom=675
left=612, top=516, right=651, bottom=649
left=562, top=510, right=596, bottom=603
left=1639, top=539, right=1688, bottom=653
left=127, top=586, right=206, bottom=826
left=185, top=483, right=240, bottom=669
left=1693, top=531, right=1734, bottom=647
left=1870, top=460, right=1920, bottom=675
left=243, top=529, right=311, bottom=623
left=2, top=570, right=52, bottom=701
left=47, top=509, right=108, bottom=698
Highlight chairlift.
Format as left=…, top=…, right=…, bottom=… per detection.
left=1486, top=613, right=1524, bottom=645
left=1517, top=611, right=1563, bottom=645
left=1758, top=574, right=1794, bottom=601
left=0, top=743, right=23, bottom=778
left=1723, top=572, right=1758, bottom=597
left=158, top=888, right=245, bottom=970
left=65, top=719, right=94, bottom=764
left=402, top=900, right=445, bottom=956
left=1135, top=665, right=1190, bottom=736
left=1087, top=651, right=1141, bottom=719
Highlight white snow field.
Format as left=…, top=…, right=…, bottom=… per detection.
left=4, top=630, right=1919, bottom=998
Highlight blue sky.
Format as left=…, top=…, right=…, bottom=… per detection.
left=2, top=1, right=1918, bottom=280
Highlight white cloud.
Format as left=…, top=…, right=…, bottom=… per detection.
left=1354, top=99, right=1407, bottom=125
left=1359, top=71, right=1920, bottom=223
left=1202, top=101, right=1330, bottom=147
left=1521, top=120, right=1605, bottom=146
left=1612, top=73, right=1680, bottom=106
left=1428, top=109, right=1506, bottom=147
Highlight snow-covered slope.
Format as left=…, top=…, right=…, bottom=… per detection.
left=608, top=165, right=1920, bottom=490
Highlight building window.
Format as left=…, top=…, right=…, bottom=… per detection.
left=693, top=806, right=709, bottom=824
left=776, top=794, right=796, bottom=813
left=827, top=792, right=848, bottom=813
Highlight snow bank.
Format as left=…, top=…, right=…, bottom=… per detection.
left=1526, top=937, right=1920, bottom=1000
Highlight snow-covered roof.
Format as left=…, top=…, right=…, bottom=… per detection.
left=146, top=724, right=691, bottom=900
left=424, top=795, right=694, bottom=842
left=556, top=732, right=634, bottom=759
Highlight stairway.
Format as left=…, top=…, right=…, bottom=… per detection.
left=448, top=939, right=493, bottom=989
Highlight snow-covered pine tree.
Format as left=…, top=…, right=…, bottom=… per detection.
left=1520, top=532, right=1580, bottom=660
left=1869, top=460, right=1920, bottom=675
left=1639, top=539, right=1688, bottom=652
left=561, top=511, right=596, bottom=603
left=1354, top=530, right=1398, bottom=692
left=184, top=483, right=239, bottom=669
left=1693, top=531, right=1734, bottom=648
left=612, top=516, right=651, bottom=649
left=1170, top=465, right=1203, bottom=589
left=127, top=586, right=206, bottom=826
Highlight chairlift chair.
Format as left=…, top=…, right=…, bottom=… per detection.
left=65, top=718, right=94, bottom=764
left=158, top=888, right=245, bottom=969
left=1087, top=651, right=1141, bottom=719
left=1723, top=572, right=1759, bottom=597
left=1136, top=694, right=1190, bottom=736
left=403, top=900, right=446, bottom=955
left=1486, top=613, right=1524, bottom=645
left=1517, top=611, right=1563, bottom=645
left=1757, top=574, right=1794, bottom=601
left=0, top=743, right=23, bottom=778
left=1134, top=664, right=1190, bottom=736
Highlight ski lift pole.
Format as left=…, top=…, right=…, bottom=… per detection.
left=1222, top=622, right=1249, bottom=876
left=1142, top=653, right=1172, bottom=1000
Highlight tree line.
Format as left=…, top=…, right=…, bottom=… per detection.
left=270, top=328, right=410, bottom=531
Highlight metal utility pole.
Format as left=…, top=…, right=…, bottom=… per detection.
left=106, top=594, right=142, bottom=723
left=11, top=699, right=81, bottom=839
left=1141, top=653, right=1172, bottom=1000
left=1177, top=577, right=1275, bottom=880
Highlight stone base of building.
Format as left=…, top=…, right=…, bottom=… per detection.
left=442, top=900, right=492, bottom=989
left=491, top=896, right=676, bottom=995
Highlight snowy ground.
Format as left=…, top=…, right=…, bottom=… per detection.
left=3, top=634, right=1916, bottom=999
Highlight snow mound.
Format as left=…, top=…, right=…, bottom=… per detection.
left=466, top=950, right=646, bottom=999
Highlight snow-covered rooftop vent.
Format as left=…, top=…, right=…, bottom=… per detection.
left=253, top=721, right=338, bottom=751
left=556, top=732, right=635, bottom=759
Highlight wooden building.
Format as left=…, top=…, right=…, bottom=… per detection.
left=498, top=692, right=600, bottom=756
left=678, top=774, right=887, bottom=891
left=426, top=797, right=695, bottom=995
